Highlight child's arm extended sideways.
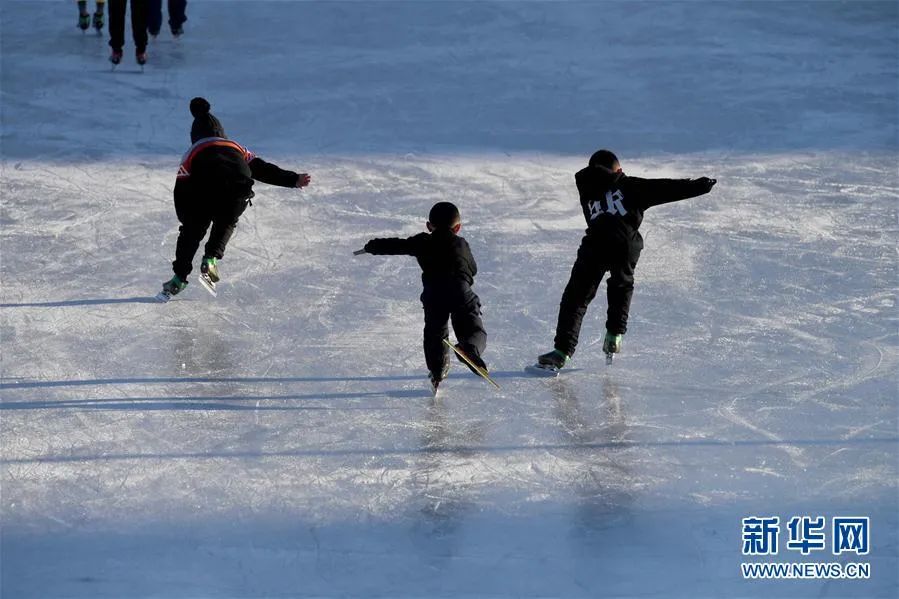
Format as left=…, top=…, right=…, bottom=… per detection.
left=356, top=235, right=422, bottom=256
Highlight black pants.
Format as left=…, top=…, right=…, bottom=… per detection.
left=108, top=0, right=148, bottom=52
left=422, top=285, right=486, bottom=376
left=553, top=237, right=641, bottom=357
left=146, top=0, right=187, bottom=35
left=172, top=194, right=249, bottom=281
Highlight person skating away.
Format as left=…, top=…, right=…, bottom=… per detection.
left=161, top=97, right=312, bottom=298
left=107, top=0, right=149, bottom=65
left=357, top=202, right=488, bottom=392
left=147, top=0, right=187, bottom=38
left=77, top=0, right=105, bottom=33
left=536, top=149, right=716, bottom=370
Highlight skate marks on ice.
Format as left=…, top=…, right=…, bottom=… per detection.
left=6, top=434, right=895, bottom=466
left=4, top=365, right=894, bottom=468
left=2, top=3, right=897, bottom=595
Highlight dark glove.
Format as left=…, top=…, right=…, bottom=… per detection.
left=696, top=177, right=717, bottom=192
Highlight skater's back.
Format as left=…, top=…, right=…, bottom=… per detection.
left=359, top=202, right=488, bottom=390
left=365, top=225, right=477, bottom=289
left=575, top=149, right=715, bottom=248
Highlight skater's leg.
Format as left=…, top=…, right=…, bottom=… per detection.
left=450, top=290, right=487, bottom=362
left=605, top=258, right=638, bottom=336
left=171, top=196, right=210, bottom=280
left=204, top=219, right=237, bottom=261
left=129, top=0, right=148, bottom=53
left=168, top=0, right=187, bottom=30
left=172, top=218, right=210, bottom=280
left=146, top=0, right=162, bottom=35
left=203, top=198, right=248, bottom=260
left=107, top=0, right=126, bottom=51
left=552, top=242, right=606, bottom=357
left=422, top=302, right=450, bottom=378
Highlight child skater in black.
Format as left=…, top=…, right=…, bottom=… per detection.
left=358, top=202, right=487, bottom=391
left=536, top=149, right=716, bottom=371
left=160, top=97, right=311, bottom=298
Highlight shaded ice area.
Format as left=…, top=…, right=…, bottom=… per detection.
left=1, top=1, right=897, bottom=597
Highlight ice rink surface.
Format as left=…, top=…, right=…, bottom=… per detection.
left=1, top=1, right=897, bottom=597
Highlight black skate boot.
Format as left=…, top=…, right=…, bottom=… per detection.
left=454, top=344, right=488, bottom=375
left=428, top=361, right=451, bottom=395
left=537, top=349, right=569, bottom=370
left=157, top=275, right=188, bottom=302
left=92, top=9, right=104, bottom=33
left=77, top=1, right=90, bottom=30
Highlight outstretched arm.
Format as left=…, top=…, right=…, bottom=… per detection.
left=248, top=157, right=311, bottom=188
left=362, top=236, right=420, bottom=256
left=629, top=176, right=716, bottom=209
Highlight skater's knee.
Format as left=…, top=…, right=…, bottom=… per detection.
left=179, top=222, right=208, bottom=238
left=423, top=322, right=449, bottom=338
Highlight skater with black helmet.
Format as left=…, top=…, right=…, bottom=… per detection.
left=158, top=97, right=312, bottom=300
left=356, top=202, right=489, bottom=393
left=532, top=149, right=716, bottom=373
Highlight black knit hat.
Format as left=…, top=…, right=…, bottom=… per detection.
left=588, top=149, right=619, bottom=169
left=189, top=97, right=225, bottom=143
left=428, top=202, right=461, bottom=229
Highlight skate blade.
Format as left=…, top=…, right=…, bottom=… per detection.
left=198, top=274, right=218, bottom=297
left=155, top=290, right=173, bottom=303
left=525, top=364, right=560, bottom=378
left=443, top=339, right=500, bottom=389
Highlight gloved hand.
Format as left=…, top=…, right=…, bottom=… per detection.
left=295, top=173, right=311, bottom=188
left=696, top=177, right=717, bottom=192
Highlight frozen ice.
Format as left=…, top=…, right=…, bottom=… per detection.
left=1, top=1, right=897, bottom=597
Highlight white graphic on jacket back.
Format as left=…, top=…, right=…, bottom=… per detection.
left=588, top=189, right=628, bottom=220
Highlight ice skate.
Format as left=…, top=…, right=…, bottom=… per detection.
left=92, top=10, right=104, bottom=33
left=157, top=275, right=188, bottom=302
left=444, top=340, right=499, bottom=389
left=428, top=362, right=451, bottom=396
left=526, top=348, right=569, bottom=377
left=603, top=332, right=622, bottom=364
left=200, top=256, right=220, bottom=282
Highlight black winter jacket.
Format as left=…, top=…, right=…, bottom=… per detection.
left=174, top=137, right=300, bottom=204
left=364, top=229, right=478, bottom=288
left=575, top=165, right=713, bottom=247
